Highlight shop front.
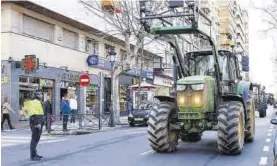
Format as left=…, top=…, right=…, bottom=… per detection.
left=119, top=69, right=154, bottom=116
left=2, top=59, right=99, bottom=123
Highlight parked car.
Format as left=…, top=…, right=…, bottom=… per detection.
left=128, top=103, right=151, bottom=127
left=270, top=117, right=277, bottom=166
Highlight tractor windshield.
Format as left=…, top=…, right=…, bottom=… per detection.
left=185, top=51, right=229, bottom=80
left=185, top=54, right=214, bottom=76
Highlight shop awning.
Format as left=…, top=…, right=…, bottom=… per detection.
left=129, top=80, right=157, bottom=88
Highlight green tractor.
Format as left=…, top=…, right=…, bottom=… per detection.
left=253, top=84, right=267, bottom=117
left=140, top=0, right=255, bottom=155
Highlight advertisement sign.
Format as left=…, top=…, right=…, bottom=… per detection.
left=21, top=55, right=39, bottom=73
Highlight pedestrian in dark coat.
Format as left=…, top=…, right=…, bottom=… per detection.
left=43, top=95, right=53, bottom=132
left=61, top=93, right=70, bottom=132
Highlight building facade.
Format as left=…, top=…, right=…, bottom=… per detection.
left=1, top=1, right=168, bottom=121
left=217, top=0, right=249, bottom=53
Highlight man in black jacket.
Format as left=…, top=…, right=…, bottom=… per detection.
left=43, top=95, right=53, bottom=132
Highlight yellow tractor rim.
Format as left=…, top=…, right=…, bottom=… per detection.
left=238, top=114, right=243, bottom=142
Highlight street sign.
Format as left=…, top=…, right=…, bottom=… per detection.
left=87, top=55, right=99, bottom=66
left=79, top=74, right=90, bottom=87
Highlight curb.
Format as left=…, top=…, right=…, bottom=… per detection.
left=42, top=125, right=128, bottom=136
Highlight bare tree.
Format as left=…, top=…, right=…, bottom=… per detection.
left=79, top=0, right=165, bottom=124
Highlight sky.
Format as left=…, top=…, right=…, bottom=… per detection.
left=239, top=0, right=277, bottom=93
left=30, top=0, right=277, bottom=94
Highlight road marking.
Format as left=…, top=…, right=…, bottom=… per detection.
left=266, top=138, right=271, bottom=143
left=40, top=139, right=66, bottom=144
left=141, top=150, right=154, bottom=156
left=263, top=146, right=270, bottom=152
left=270, top=126, right=274, bottom=129
left=268, top=133, right=272, bottom=136
left=122, top=131, right=147, bottom=135
left=259, top=157, right=267, bottom=165
left=268, top=129, right=273, bottom=132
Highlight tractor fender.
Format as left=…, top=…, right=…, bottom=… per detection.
left=154, top=95, right=176, bottom=103
left=236, top=81, right=253, bottom=104
left=222, top=94, right=247, bottom=122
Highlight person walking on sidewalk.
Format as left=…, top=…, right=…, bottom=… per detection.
left=1, top=97, right=15, bottom=130
left=23, top=94, right=45, bottom=161
left=43, top=95, right=53, bottom=132
left=61, top=93, right=70, bottom=132
left=69, top=95, right=77, bottom=124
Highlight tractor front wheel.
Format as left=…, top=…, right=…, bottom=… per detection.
left=147, top=101, right=179, bottom=153
left=217, top=101, right=245, bottom=155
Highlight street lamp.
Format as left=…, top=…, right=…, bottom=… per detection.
left=108, top=47, right=116, bottom=127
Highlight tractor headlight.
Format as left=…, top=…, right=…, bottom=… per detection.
left=191, top=84, right=205, bottom=91
left=178, top=97, right=185, bottom=104
left=194, top=96, right=201, bottom=105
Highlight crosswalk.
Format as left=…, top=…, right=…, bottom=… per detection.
left=1, top=134, right=66, bottom=147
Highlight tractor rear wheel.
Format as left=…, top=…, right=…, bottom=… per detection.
left=147, top=101, right=179, bottom=153
left=245, top=97, right=255, bottom=142
left=217, top=101, right=245, bottom=155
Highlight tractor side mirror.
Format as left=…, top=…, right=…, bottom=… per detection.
left=241, top=56, right=249, bottom=72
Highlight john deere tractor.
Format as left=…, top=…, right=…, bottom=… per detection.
left=253, top=84, right=267, bottom=117
left=139, top=0, right=255, bottom=155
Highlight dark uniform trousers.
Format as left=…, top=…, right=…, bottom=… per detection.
left=29, top=115, right=44, bottom=158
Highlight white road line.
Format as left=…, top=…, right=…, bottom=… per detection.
left=122, top=131, right=147, bottom=135
left=141, top=150, right=154, bottom=156
left=266, top=138, right=271, bottom=143
left=40, top=139, right=66, bottom=144
left=270, top=126, right=274, bottom=129
left=268, top=133, right=272, bottom=136
left=259, top=157, right=268, bottom=165
left=268, top=129, right=273, bottom=132
left=263, top=146, right=270, bottom=152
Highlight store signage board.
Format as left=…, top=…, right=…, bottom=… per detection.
left=21, top=55, right=39, bottom=73
left=87, top=55, right=99, bottom=66
left=79, top=74, right=90, bottom=87
left=60, top=73, right=80, bottom=82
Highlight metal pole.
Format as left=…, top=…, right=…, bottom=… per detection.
left=109, top=63, right=115, bottom=127
left=99, top=72, right=104, bottom=130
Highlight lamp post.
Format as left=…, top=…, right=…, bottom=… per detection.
left=108, top=47, right=116, bottom=127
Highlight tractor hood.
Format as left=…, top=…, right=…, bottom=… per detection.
left=177, top=75, right=214, bottom=84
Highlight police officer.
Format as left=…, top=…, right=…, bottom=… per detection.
left=23, top=93, right=45, bottom=161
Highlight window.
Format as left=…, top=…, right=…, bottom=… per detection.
left=154, top=57, right=162, bottom=68
left=22, top=15, right=53, bottom=41
left=85, top=38, right=99, bottom=54
left=63, top=29, right=78, bottom=49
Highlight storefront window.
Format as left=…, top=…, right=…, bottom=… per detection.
left=119, top=84, right=129, bottom=112
left=86, top=84, right=98, bottom=114
left=19, top=76, right=54, bottom=120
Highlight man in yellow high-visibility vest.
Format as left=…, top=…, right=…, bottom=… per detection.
left=23, top=93, right=45, bottom=161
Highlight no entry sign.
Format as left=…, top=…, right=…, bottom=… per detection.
left=79, top=74, right=90, bottom=87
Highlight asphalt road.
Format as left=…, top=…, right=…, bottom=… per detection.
left=2, top=106, right=277, bottom=166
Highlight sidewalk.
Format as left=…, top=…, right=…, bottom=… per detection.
left=3, top=116, right=128, bottom=130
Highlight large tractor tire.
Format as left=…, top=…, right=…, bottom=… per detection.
left=217, top=101, right=245, bottom=155
left=245, top=97, right=255, bottom=142
left=147, top=101, right=179, bottom=153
